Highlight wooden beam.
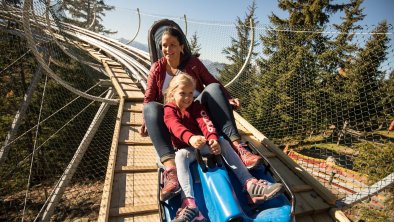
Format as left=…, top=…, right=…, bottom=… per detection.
left=292, top=184, right=313, bottom=193
left=103, top=61, right=126, bottom=99
left=109, top=204, right=158, bottom=217
left=123, top=108, right=142, bottom=113
left=98, top=99, right=125, bottom=221
left=118, top=140, right=152, bottom=146
left=121, top=122, right=141, bottom=127
left=114, top=165, right=157, bottom=173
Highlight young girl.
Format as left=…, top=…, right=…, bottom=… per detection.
left=164, top=73, right=283, bottom=222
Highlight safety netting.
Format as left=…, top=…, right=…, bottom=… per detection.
left=1, top=0, right=117, bottom=221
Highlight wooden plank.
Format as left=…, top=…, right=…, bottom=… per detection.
left=119, top=141, right=152, bottom=146
left=133, top=172, right=158, bottom=205
left=109, top=204, right=158, bottom=217
left=98, top=99, right=125, bottom=222
left=116, top=145, right=157, bottom=167
left=124, top=91, right=145, bottom=101
left=122, top=83, right=141, bottom=91
left=106, top=61, right=121, bottom=66
left=115, top=165, right=157, bottom=173
left=123, top=87, right=142, bottom=92
left=294, top=192, right=315, bottom=216
left=110, top=172, right=158, bottom=209
left=131, top=145, right=157, bottom=166
left=312, top=213, right=335, bottom=222
left=121, top=122, right=141, bottom=127
left=267, top=158, right=307, bottom=187
left=121, top=110, right=143, bottom=126
left=112, top=73, right=129, bottom=79
left=295, top=215, right=314, bottom=222
left=124, top=108, right=143, bottom=113
left=118, top=126, right=151, bottom=144
left=133, top=213, right=160, bottom=221
left=109, top=173, right=128, bottom=209
left=292, top=184, right=313, bottom=193
left=116, top=77, right=135, bottom=84
left=112, top=68, right=128, bottom=74
left=103, top=62, right=126, bottom=99
left=299, top=191, right=331, bottom=214
left=123, top=102, right=143, bottom=112
left=109, top=213, right=160, bottom=222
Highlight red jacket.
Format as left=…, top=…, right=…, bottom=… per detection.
left=144, top=56, right=232, bottom=104
left=164, top=101, right=218, bottom=149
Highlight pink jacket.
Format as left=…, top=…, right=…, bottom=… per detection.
left=144, top=56, right=232, bottom=104
left=164, top=101, right=218, bottom=149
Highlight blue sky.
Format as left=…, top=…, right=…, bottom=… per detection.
left=102, top=0, right=393, bottom=40
left=101, top=0, right=394, bottom=63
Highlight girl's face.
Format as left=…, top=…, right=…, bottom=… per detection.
left=161, top=33, right=183, bottom=62
left=172, top=83, right=194, bottom=111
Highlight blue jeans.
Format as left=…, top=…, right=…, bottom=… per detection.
left=175, top=138, right=253, bottom=198
left=143, top=83, right=241, bottom=163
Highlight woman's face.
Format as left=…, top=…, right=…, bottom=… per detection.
left=161, top=33, right=183, bottom=62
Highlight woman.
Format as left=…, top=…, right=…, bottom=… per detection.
left=139, top=26, right=262, bottom=201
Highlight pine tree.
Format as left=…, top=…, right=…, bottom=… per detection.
left=247, top=0, right=346, bottom=139
left=318, top=0, right=366, bottom=134
left=379, top=70, right=394, bottom=128
left=217, top=1, right=259, bottom=109
left=59, top=0, right=115, bottom=34
left=189, top=31, right=201, bottom=56
left=344, top=21, right=389, bottom=130
left=3, top=0, right=21, bottom=6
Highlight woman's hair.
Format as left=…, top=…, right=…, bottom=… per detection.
left=162, top=27, right=185, bottom=46
left=165, top=72, right=196, bottom=103
left=161, top=27, right=192, bottom=69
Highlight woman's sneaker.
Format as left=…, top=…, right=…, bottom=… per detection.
left=160, top=167, right=181, bottom=201
left=246, top=178, right=283, bottom=204
left=235, top=143, right=262, bottom=169
left=172, top=206, right=207, bottom=222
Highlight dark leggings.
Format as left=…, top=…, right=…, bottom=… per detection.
left=143, top=83, right=241, bottom=163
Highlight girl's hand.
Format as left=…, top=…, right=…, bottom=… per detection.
left=138, top=122, right=148, bottom=137
left=189, top=135, right=207, bottom=149
left=208, top=139, right=221, bottom=155
left=229, top=98, right=240, bottom=109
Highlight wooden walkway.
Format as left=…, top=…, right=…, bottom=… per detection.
left=85, top=45, right=350, bottom=222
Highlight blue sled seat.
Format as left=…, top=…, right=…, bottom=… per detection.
left=197, top=163, right=292, bottom=222
left=162, top=161, right=292, bottom=222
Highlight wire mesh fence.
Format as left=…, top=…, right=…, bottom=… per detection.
left=1, top=1, right=117, bottom=221
left=0, top=1, right=393, bottom=221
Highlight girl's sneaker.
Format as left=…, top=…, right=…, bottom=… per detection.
left=172, top=206, right=207, bottom=222
left=246, top=178, right=283, bottom=204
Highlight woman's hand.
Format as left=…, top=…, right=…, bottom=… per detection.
left=189, top=135, right=206, bottom=149
left=208, top=139, right=221, bottom=155
left=138, top=122, right=148, bottom=137
left=229, top=98, right=240, bottom=109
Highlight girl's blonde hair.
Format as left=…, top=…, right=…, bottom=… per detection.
left=165, top=72, right=196, bottom=103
